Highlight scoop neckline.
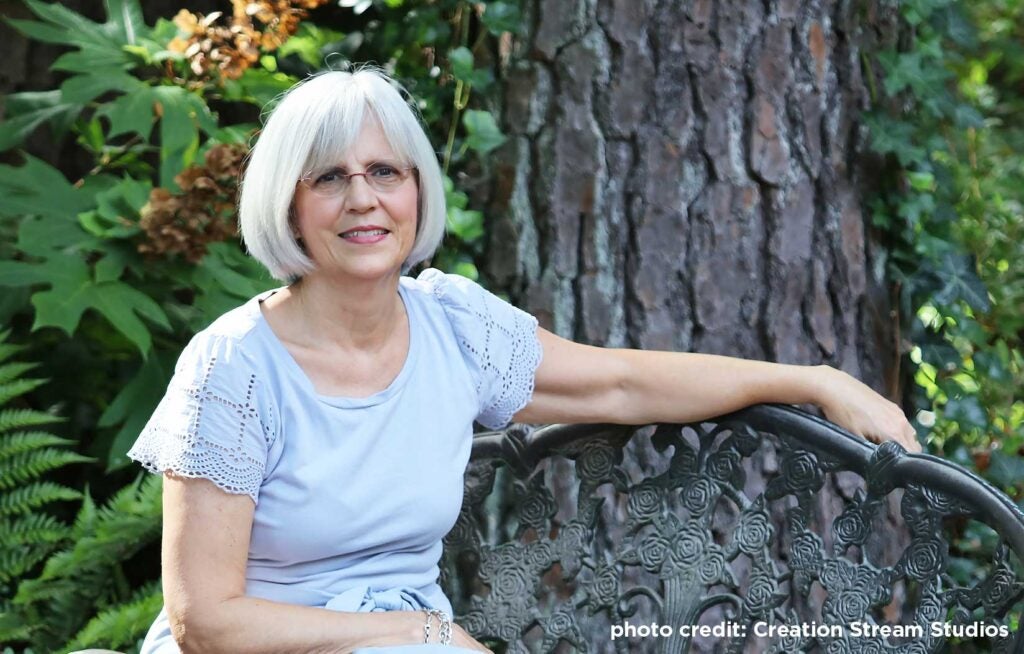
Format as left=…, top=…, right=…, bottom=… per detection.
left=250, top=280, right=419, bottom=408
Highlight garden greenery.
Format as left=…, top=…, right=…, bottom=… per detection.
left=0, top=0, right=1020, bottom=650
left=865, top=0, right=1023, bottom=486
left=0, top=0, right=518, bottom=649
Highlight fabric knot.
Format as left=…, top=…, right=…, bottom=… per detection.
left=324, top=585, right=439, bottom=614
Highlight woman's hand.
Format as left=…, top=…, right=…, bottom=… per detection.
left=451, top=623, right=494, bottom=652
left=814, top=365, right=922, bottom=453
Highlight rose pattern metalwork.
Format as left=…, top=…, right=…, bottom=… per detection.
left=437, top=416, right=1024, bottom=653
left=576, top=440, right=617, bottom=482
left=636, top=531, right=670, bottom=573
left=587, top=560, right=620, bottom=611
left=667, top=524, right=708, bottom=570
left=680, top=476, right=717, bottom=514
left=517, top=482, right=557, bottom=531
left=524, top=539, right=554, bottom=572
left=781, top=449, right=825, bottom=492
left=706, top=448, right=741, bottom=483
left=627, top=480, right=664, bottom=522
left=697, top=545, right=726, bottom=585
left=903, top=538, right=944, bottom=581
left=735, top=506, right=773, bottom=555
left=833, top=509, right=869, bottom=548
left=790, top=531, right=824, bottom=572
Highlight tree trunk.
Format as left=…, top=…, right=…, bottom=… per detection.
left=485, top=0, right=908, bottom=645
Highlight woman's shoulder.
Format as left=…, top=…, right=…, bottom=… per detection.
left=175, top=290, right=279, bottom=375
left=401, top=268, right=500, bottom=315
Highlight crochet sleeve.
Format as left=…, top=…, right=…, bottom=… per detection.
left=126, top=332, right=276, bottom=504
left=418, top=268, right=543, bottom=430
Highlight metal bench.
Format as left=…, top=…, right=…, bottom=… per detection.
left=441, top=404, right=1024, bottom=653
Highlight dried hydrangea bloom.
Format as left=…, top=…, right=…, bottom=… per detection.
left=168, top=1, right=329, bottom=81
left=138, top=144, right=248, bottom=263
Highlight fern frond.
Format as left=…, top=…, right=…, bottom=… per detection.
left=0, top=449, right=94, bottom=491
left=22, top=477, right=160, bottom=586
left=0, top=512, right=68, bottom=584
left=0, top=378, right=48, bottom=407
left=0, top=335, right=28, bottom=366
left=63, top=582, right=162, bottom=652
left=0, top=513, right=68, bottom=548
left=0, top=408, right=64, bottom=434
left=0, top=544, right=53, bottom=584
left=0, top=431, right=76, bottom=459
left=0, top=607, right=38, bottom=643
left=0, top=482, right=82, bottom=517
left=0, top=363, right=41, bottom=386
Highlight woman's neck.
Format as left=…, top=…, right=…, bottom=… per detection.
left=283, top=270, right=405, bottom=353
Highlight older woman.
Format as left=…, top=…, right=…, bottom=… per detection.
left=126, top=68, right=920, bottom=654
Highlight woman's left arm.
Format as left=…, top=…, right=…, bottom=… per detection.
left=514, top=327, right=922, bottom=453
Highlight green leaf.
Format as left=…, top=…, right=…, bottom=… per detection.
left=986, top=450, right=1024, bottom=490
left=4, top=17, right=69, bottom=44
left=932, top=253, right=992, bottom=312
left=942, top=394, right=987, bottom=430
left=462, top=109, right=506, bottom=155
left=0, top=262, right=50, bottom=287
left=0, top=155, right=92, bottom=221
left=449, top=46, right=474, bottom=82
left=52, top=46, right=133, bottom=74
left=276, top=23, right=346, bottom=67
left=480, top=2, right=522, bottom=35
left=98, top=87, right=156, bottom=140
left=153, top=86, right=217, bottom=188
left=102, top=350, right=176, bottom=470
left=23, top=0, right=110, bottom=47
left=104, top=0, right=147, bottom=45
left=222, top=68, right=299, bottom=107
left=0, top=91, right=80, bottom=152
left=60, top=72, right=140, bottom=105
left=17, top=214, right=94, bottom=258
left=447, top=206, right=484, bottom=242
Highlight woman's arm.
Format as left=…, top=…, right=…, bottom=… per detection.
left=514, top=327, right=921, bottom=453
left=162, top=474, right=489, bottom=654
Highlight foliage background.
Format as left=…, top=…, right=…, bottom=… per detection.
left=0, top=0, right=1019, bottom=651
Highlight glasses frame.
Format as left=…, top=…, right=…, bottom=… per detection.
left=297, top=163, right=419, bottom=198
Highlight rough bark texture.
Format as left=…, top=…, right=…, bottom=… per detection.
left=485, top=0, right=910, bottom=643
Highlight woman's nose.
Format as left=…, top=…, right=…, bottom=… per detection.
left=344, top=174, right=377, bottom=211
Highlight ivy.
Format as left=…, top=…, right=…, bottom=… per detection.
left=866, top=1, right=1023, bottom=491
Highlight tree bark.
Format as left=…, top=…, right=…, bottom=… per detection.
left=486, top=0, right=909, bottom=645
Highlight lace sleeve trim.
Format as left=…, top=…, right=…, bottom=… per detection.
left=427, top=271, right=543, bottom=430
left=126, top=351, right=276, bottom=504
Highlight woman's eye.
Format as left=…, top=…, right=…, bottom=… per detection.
left=315, top=169, right=343, bottom=184
left=371, top=165, right=398, bottom=178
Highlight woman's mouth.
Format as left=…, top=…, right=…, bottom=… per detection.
left=339, top=227, right=390, bottom=243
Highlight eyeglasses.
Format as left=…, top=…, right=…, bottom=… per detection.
left=298, top=162, right=418, bottom=198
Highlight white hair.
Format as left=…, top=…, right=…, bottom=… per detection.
left=238, top=67, right=446, bottom=282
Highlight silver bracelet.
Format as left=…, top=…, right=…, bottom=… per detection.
left=438, top=611, right=452, bottom=646
left=422, top=608, right=446, bottom=644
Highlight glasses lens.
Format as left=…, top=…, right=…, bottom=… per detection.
left=366, top=164, right=406, bottom=192
left=302, top=164, right=412, bottom=197
left=308, top=169, right=348, bottom=197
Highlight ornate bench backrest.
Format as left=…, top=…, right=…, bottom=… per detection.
left=440, top=404, right=1024, bottom=653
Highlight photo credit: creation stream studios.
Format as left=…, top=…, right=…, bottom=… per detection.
left=609, top=620, right=1010, bottom=641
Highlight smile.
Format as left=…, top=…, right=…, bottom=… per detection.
left=340, top=228, right=389, bottom=238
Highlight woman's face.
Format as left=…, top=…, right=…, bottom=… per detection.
left=291, top=116, right=419, bottom=284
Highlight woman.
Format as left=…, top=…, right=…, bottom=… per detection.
left=126, top=68, right=920, bottom=653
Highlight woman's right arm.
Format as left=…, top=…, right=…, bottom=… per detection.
left=162, top=472, right=427, bottom=654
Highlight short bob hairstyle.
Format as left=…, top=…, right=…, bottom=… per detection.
left=239, top=67, right=446, bottom=282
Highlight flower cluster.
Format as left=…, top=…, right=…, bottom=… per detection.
left=168, top=0, right=330, bottom=80
left=138, top=143, right=248, bottom=262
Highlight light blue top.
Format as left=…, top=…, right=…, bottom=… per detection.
left=126, top=269, right=543, bottom=653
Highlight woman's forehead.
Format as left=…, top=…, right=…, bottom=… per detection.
left=306, top=113, right=409, bottom=170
